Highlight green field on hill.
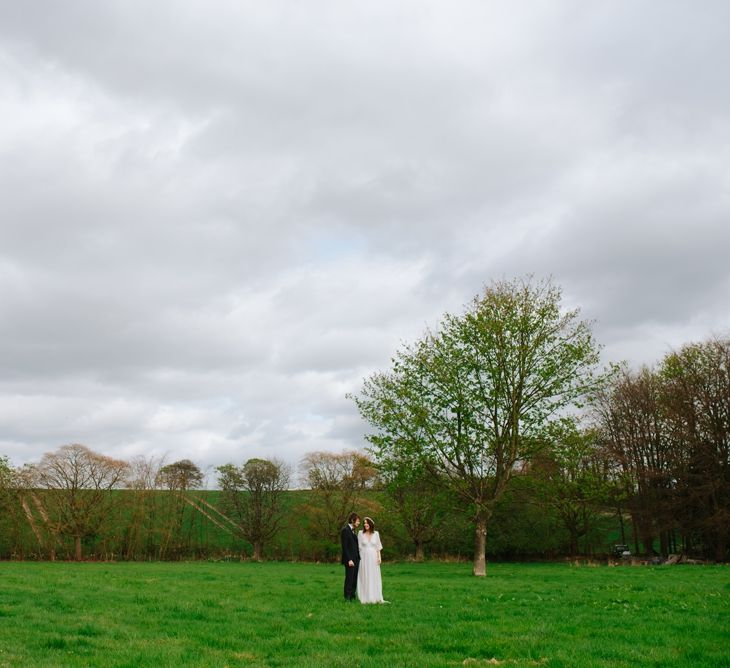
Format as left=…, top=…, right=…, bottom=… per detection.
left=0, top=561, right=728, bottom=667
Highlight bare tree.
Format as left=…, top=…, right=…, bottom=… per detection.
left=592, top=338, right=730, bottom=561
left=299, top=450, right=379, bottom=543
left=593, top=366, right=674, bottom=556
left=122, top=455, right=166, bottom=559
left=8, top=462, right=60, bottom=559
left=34, top=444, right=129, bottom=560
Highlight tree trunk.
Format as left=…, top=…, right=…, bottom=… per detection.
left=253, top=541, right=262, bottom=561
left=639, top=522, right=655, bottom=556
left=617, top=505, right=626, bottom=545
left=414, top=542, right=424, bottom=562
left=714, top=527, right=728, bottom=562
left=75, top=535, right=82, bottom=561
left=629, top=511, right=640, bottom=554
left=569, top=531, right=579, bottom=557
left=659, top=530, right=670, bottom=557
left=473, top=518, right=487, bottom=576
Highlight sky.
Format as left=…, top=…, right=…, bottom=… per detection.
left=1, top=1, right=729, bottom=484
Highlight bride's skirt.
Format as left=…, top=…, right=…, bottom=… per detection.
left=357, top=549, right=384, bottom=604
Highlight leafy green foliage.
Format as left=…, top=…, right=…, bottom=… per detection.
left=528, top=420, right=616, bottom=555
left=353, top=277, right=604, bottom=574
left=381, top=462, right=453, bottom=560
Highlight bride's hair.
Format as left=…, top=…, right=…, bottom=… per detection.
left=363, top=517, right=375, bottom=533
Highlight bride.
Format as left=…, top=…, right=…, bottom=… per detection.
left=357, top=516, right=386, bottom=604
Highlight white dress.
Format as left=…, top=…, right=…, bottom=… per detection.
left=357, top=530, right=384, bottom=604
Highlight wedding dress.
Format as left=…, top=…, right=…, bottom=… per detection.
left=357, top=530, right=385, bottom=604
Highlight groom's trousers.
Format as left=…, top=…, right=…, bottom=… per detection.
left=344, top=562, right=359, bottom=600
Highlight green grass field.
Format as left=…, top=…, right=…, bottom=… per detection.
left=0, top=561, right=728, bottom=667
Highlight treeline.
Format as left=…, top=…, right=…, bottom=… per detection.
left=1, top=348, right=727, bottom=565
left=0, top=278, right=727, bottom=565
left=593, top=337, right=729, bottom=562
left=0, top=447, right=614, bottom=562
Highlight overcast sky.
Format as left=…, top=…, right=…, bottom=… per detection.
left=1, top=1, right=729, bottom=482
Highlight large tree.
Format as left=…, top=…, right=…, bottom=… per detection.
left=33, top=444, right=129, bottom=561
left=217, top=458, right=290, bottom=561
left=593, top=366, right=674, bottom=555
left=353, top=277, right=602, bottom=575
left=660, top=337, right=730, bottom=560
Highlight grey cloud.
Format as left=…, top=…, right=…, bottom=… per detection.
left=1, top=1, right=729, bottom=471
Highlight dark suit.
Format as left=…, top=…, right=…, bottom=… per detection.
left=340, top=524, right=360, bottom=600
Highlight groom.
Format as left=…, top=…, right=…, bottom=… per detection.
left=340, top=512, right=361, bottom=601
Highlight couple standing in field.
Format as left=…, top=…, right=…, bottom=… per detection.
left=340, top=512, right=387, bottom=604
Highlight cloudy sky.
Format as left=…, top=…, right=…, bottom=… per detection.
left=1, top=1, right=729, bottom=482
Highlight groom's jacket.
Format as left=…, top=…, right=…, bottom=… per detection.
left=340, top=524, right=360, bottom=565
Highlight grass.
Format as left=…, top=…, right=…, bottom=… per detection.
left=0, top=561, right=728, bottom=667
